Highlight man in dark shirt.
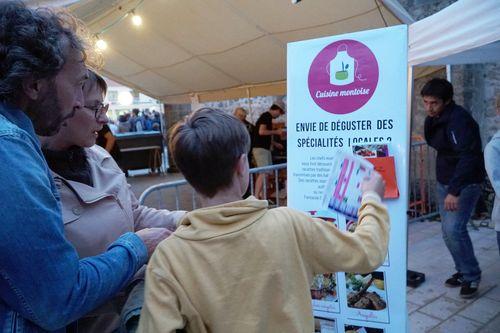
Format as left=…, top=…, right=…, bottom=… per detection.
left=422, top=78, right=484, bottom=298
left=252, top=103, right=284, bottom=199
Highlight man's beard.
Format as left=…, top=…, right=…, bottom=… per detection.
left=27, top=83, right=70, bottom=136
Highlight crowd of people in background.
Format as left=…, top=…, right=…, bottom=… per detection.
left=115, top=108, right=162, bottom=134
left=96, top=108, right=163, bottom=165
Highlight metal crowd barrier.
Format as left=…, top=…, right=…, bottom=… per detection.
left=138, top=163, right=287, bottom=210
left=408, top=141, right=439, bottom=222
left=139, top=145, right=438, bottom=223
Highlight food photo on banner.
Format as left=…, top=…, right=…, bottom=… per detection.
left=315, top=318, right=338, bottom=333
left=345, top=324, right=385, bottom=333
left=287, top=24, right=408, bottom=332
left=345, top=271, right=389, bottom=323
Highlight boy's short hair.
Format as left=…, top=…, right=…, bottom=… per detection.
left=169, top=108, right=251, bottom=198
left=420, top=78, right=454, bottom=102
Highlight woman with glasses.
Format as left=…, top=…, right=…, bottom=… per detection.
left=40, top=69, right=184, bottom=333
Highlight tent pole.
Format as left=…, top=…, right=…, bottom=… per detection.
left=380, top=0, right=415, bottom=24
left=246, top=88, right=252, bottom=119
left=407, top=64, right=426, bottom=291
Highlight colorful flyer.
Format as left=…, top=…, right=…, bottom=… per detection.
left=287, top=25, right=408, bottom=332
left=322, top=152, right=373, bottom=219
left=367, top=157, right=399, bottom=199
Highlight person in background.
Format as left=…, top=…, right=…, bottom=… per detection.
left=152, top=111, right=162, bottom=131
left=96, top=113, right=122, bottom=163
left=234, top=106, right=254, bottom=198
left=40, top=69, right=185, bottom=332
left=252, top=103, right=284, bottom=199
left=0, top=2, right=170, bottom=331
left=130, top=108, right=141, bottom=132
left=484, top=94, right=500, bottom=254
left=118, top=113, right=132, bottom=132
left=422, top=78, right=484, bottom=298
left=138, top=108, right=389, bottom=332
left=234, top=106, right=254, bottom=141
left=108, top=119, right=119, bottom=134
left=143, top=109, right=153, bottom=131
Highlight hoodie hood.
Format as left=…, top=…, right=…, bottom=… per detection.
left=174, top=196, right=268, bottom=240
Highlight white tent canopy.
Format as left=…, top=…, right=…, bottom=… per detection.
left=26, top=0, right=500, bottom=102
left=52, top=0, right=404, bottom=104
left=408, top=0, right=500, bottom=66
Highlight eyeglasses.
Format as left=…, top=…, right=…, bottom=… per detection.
left=83, top=103, right=109, bottom=120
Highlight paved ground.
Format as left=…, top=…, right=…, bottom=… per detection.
left=128, top=172, right=500, bottom=333
left=407, top=220, right=499, bottom=333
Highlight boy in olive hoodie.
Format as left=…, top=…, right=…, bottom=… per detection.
left=139, top=108, right=389, bottom=333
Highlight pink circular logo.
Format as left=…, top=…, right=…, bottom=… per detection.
left=308, top=39, right=378, bottom=114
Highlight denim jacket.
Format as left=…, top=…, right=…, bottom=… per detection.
left=0, top=103, right=148, bottom=332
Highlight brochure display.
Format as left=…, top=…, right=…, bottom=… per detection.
left=288, top=26, right=409, bottom=333
left=322, top=152, right=374, bottom=219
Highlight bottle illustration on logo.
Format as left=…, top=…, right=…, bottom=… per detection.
left=328, top=44, right=355, bottom=86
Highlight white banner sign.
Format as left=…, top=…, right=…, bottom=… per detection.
left=287, top=25, right=409, bottom=333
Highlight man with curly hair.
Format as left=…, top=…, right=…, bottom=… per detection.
left=0, top=1, right=170, bottom=331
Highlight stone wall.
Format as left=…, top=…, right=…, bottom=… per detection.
left=192, top=95, right=287, bottom=125
left=411, top=68, right=446, bottom=140
left=451, top=64, right=500, bottom=146
left=398, top=0, right=457, bottom=20
left=164, top=95, right=288, bottom=129
left=400, top=0, right=500, bottom=146
left=400, top=0, right=499, bottom=214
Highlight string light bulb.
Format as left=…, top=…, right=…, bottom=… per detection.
left=93, top=3, right=144, bottom=49
left=95, top=38, right=108, bottom=51
left=131, top=11, right=142, bottom=26
left=118, top=91, right=133, bottom=106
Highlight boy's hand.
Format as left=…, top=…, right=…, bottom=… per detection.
left=361, top=172, right=386, bottom=199
left=136, top=227, right=172, bottom=258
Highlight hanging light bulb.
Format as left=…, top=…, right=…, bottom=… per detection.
left=95, top=38, right=108, bottom=51
left=131, top=11, right=142, bottom=26
left=118, top=91, right=133, bottom=106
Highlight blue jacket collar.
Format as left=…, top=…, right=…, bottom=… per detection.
left=0, top=101, right=37, bottom=138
